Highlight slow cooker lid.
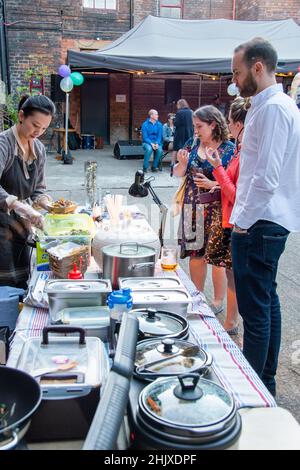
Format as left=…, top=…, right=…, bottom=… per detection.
left=135, top=308, right=186, bottom=336
left=135, top=338, right=208, bottom=375
left=141, top=375, right=235, bottom=428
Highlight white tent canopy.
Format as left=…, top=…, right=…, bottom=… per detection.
left=68, top=15, right=300, bottom=73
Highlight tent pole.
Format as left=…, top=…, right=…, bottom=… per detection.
left=129, top=73, right=133, bottom=141
left=198, top=75, right=202, bottom=107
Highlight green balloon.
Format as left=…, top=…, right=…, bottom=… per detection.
left=70, top=72, right=84, bottom=86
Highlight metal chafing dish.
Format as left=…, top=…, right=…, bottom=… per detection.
left=131, top=288, right=192, bottom=317
left=118, top=276, right=185, bottom=291
left=46, top=279, right=112, bottom=323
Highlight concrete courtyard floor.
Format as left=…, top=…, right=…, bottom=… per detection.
left=44, top=146, right=300, bottom=423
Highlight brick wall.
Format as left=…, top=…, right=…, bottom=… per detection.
left=5, top=0, right=131, bottom=94
left=134, top=0, right=235, bottom=24
left=237, top=0, right=300, bottom=24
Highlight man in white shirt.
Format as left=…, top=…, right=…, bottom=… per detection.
left=230, top=38, right=300, bottom=396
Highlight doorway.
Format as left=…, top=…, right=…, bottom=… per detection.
left=81, top=75, right=109, bottom=143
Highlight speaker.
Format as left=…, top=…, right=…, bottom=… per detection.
left=50, top=74, right=65, bottom=103
left=113, top=140, right=144, bottom=160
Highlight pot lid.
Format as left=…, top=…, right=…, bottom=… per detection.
left=134, top=308, right=186, bottom=336
left=135, top=338, right=208, bottom=376
left=46, top=279, right=111, bottom=293
left=119, top=277, right=183, bottom=290
left=132, top=289, right=191, bottom=304
left=102, top=243, right=155, bottom=258
left=141, top=375, right=235, bottom=428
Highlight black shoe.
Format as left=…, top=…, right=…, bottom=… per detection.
left=151, top=167, right=158, bottom=172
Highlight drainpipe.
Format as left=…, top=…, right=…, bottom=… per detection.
left=232, top=0, right=236, bottom=20
left=0, top=0, right=10, bottom=93
left=129, top=0, right=134, bottom=29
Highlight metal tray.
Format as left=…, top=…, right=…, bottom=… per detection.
left=46, top=279, right=112, bottom=322
left=118, top=276, right=185, bottom=291
left=131, top=288, right=192, bottom=317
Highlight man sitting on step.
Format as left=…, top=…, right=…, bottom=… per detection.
left=141, top=109, right=163, bottom=173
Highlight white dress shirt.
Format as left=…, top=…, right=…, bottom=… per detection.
left=230, top=83, right=300, bottom=232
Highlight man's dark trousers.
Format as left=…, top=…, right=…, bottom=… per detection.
left=231, top=220, right=289, bottom=396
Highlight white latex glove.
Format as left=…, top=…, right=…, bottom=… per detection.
left=11, top=200, right=44, bottom=230
left=33, top=194, right=53, bottom=211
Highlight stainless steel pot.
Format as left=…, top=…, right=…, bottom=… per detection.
left=102, top=243, right=156, bottom=289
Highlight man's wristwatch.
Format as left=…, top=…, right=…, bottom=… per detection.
left=234, top=224, right=248, bottom=233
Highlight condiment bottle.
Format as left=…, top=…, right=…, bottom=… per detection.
left=107, top=288, right=133, bottom=350
left=67, top=262, right=83, bottom=280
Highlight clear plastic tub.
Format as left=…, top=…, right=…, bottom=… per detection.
left=37, top=214, right=95, bottom=278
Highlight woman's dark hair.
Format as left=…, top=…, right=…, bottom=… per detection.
left=229, top=97, right=251, bottom=124
left=177, top=99, right=190, bottom=109
left=18, top=94, right=56, bottom=117
left=193, top=105, right=229, bottom=142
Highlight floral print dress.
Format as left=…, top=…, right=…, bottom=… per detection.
left=178, top=138, right=235, bottom=267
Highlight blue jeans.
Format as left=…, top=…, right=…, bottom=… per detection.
left=142, top=143, right=163, bottom=170
left=231, top=220, right=289, bottom=395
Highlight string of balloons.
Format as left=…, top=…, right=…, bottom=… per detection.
left=58, top=65, right=84, bottom=92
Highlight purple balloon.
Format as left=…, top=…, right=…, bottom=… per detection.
left=58, top=65, right=71, bottom=78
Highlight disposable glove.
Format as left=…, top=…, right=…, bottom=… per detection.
left=11, top=200, right=44, bottom=230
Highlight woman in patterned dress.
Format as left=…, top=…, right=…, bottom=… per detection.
left=173, top=105, right=235, bottom=312
left=205, top=97, right=251, bottom=334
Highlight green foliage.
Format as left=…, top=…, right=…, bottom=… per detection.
left=3, top=65, right=50, bottom=128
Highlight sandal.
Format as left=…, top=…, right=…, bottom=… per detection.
left=225, top=326, right=239, bottom=336
left=210, top=303, right=224, bottom=315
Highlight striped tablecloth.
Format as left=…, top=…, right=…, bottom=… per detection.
left=8, top=266, right=276, bottom=409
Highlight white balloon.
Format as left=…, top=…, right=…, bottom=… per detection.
left=227, top=83, right=239, bottom=96
left=60, top=76, right=74, bottom=93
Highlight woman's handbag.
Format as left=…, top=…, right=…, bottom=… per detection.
left=171, top=175, right=187, bottom=217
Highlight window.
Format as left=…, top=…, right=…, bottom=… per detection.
left=83, top=0, right=116, bottom=9
left=160, top=0, right=182, bottom=19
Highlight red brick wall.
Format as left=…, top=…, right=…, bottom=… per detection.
left=237, top=0, right=300, bottom=24
left=5, top=0, right=131, bottom=94
left=108, top=74, right=233, bottom=144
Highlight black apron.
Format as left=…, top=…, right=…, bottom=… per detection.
left=0, top=154, right=38, bottom=288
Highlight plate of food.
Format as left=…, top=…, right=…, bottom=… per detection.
left=48, top=198, right=78, bottom=214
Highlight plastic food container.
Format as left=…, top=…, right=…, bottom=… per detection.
left=16, top=326, right=109, bottom=441
left=55, top=305, right=110, bottom=341
left=37, top=213, right=95, bottom=278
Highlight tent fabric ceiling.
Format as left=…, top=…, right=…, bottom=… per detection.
left=67, top=15, right=300, bottom=73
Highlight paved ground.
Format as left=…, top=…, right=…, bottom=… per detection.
left=45, top=146, right=300, bottom=423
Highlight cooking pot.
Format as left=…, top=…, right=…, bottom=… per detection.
left=132, top=374, right=242, bottom=450
left=131, top=308, right=189, bottom=341
left=134, top=338, right=213, bottom=381
left=102, top=243, right=156, bottom=289
left=0, top=366, right=42, bottom=450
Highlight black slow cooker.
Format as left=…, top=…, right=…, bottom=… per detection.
left=131, top=374, right=242, bottom=450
